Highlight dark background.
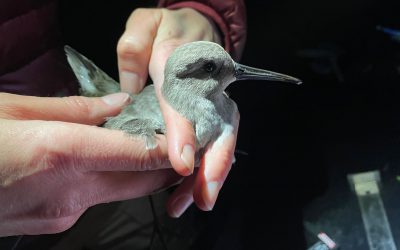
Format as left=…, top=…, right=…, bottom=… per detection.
left=237, top=1, right=400, bottom=249
left=61, top=0, right=400, bottom=249
left=4, top=0, right=400, bottom=249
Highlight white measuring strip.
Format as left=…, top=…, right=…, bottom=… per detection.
left=348, top=171, right=397, bottom=250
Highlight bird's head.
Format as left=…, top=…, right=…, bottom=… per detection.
left=162, top=41, right=301, bottom=100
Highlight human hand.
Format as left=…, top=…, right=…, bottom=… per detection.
left=0, top=92, right=181, bottom=236
left=117, top=8, right=238, bottom=217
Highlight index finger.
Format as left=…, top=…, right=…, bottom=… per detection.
left=0, top=119, right=172, bottom=186
left=117, top=8, right=162, bottom=94
left=52, top=122, right=172, bottom=172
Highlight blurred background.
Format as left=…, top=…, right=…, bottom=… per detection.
left=6, top=0, right=400, bottom=249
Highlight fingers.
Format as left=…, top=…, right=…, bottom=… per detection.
left=0, top=92, right=130, bottom=125
left=193, top=132, right=235, bottom=211
left=117, top=8, right=162, bottom=94
left=159, top=98, right=197, bottom=176
left=0, top=119, right=172, bottom=186
left=149, top=32, right=197, bottom=178
left=2, top=167, right=180, bottom=235
left=44, top=122, right=173, bottom=172
left=146, top=8, right=223, bottom=177
left=193, top=115, right=239, bottom=211
left=166, top=173, right=196, bottom=218
left=166, top=114, right=239, bottom=216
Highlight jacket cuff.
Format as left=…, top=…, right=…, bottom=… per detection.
left=158, top=1, right=246, bottom=60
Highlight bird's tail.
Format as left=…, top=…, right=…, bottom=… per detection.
left=64, top=46, right=121, bottom=97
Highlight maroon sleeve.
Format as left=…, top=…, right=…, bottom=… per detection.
left=158, top=0, right=247, bottom=60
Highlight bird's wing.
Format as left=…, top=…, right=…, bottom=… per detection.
left=64, top=45, right=120, bottom=97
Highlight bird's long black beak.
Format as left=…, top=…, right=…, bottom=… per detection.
left=234, top=62, right=302, bottom=85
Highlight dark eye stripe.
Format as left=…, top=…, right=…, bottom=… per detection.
left=203, top=62, right=216, bottom=73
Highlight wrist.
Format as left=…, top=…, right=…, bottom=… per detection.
left=176, top=7, right=222, bottom=46
left=201, top=11, right=223, bottom=46
left=158, top=0, right=247, bottom=60
left=162, top=2, right=229, bottom=52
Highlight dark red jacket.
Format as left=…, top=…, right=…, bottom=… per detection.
left=0, top=0, right=246, bottom=97
left=0, top=0, right=78, bottom=96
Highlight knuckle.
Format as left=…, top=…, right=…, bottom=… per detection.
left=135, top=149, right=155, bottom=171
left=160, top=39, right=181, bottom=50
left=29, top=126, right=72, bottom=171
left=0, top=103, right=26, bottom=119
left=62, top=96, right=92, bottom=119
left=41, top=202, right=68, bottom=219
left=45, top=217, right=78, bottom=234
left=20, top=214, right=79, bottom=235
left=155, top=39, right=183, bottom=58
left=42, top=211, right=81, bottom=234
left=39, top=190, right=84, bottom=220
left=117, top=36, right=146, bottom=60
left=0, top=107, right=18, bottom=119
left=134, top=144, right=170, bottom=171
left=38, top=147, right=68, bottom=171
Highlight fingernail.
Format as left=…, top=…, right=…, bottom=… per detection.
left=180, top=144, right=194, bottom=174
left=120, top=71, right=142, bottom=93
left=170, top=194, right=193, bottom=218
left=101, top=93, right=131, bottom=106
left=204, top=181, right=221, bottom=211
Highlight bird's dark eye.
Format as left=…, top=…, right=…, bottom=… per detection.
left=203, top=62, right=217, bottom=73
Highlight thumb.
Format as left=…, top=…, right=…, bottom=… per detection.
left=0, top=92, right=131, bottom=125
left=149, top=42, right=197, bottom=176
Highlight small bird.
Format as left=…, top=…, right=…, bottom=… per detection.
left=65, top=41, right=301, bottom=151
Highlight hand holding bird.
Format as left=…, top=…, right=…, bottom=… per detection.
left=66, top=41, right=301, bottom=216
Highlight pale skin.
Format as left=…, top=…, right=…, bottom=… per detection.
left=117, top=8, right=239, bottom=216
left=0, top=7, right=240, bottom=236
left=0, top=93, right=181, bottom=236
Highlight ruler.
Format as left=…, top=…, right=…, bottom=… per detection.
left=348, top=171, right=397, bottom=250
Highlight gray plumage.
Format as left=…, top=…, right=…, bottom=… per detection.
left=65, top=41, right=301, bottom=150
